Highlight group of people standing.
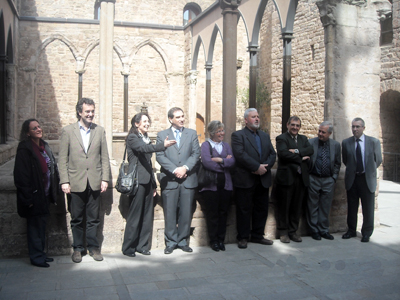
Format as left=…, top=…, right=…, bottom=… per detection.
left=13, top=97, right=382, bottom=268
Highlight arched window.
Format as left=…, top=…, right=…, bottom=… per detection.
left=380, top=0, right=393, bottom=46
left=183, top=3, right=201, bottom=26
left=94, top=1, right=101, bottom=20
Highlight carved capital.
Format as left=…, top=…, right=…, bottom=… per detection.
left=186, top=70, right=199, bottom=85
left=372, top=0, right=392, bottom=20
left=316, top=0, right=337, bottom=27
left=219, top=0, right=241, bottom=10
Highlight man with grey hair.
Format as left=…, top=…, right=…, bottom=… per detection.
left=342, top=117, right=382, bottom=242
left=307, top=121, right=341, bottom=240
left=231, top=108, right=276, bottom=249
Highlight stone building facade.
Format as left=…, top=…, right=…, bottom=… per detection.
left=0, top=0, right=397, bottom=257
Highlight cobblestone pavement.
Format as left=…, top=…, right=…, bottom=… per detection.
left=1, top=180, right=399, bottom=300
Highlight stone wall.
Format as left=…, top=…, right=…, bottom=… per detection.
left=380, top=0, right=400, bottom=182
left=259, top=0, right=325, bottom=141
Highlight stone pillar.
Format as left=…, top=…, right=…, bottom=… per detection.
left=248, top=46, right=258, bottom=109
left=281, top=32, right=293, bottom=133
left=76, top=70, right=85, bottom=101
left=6, top=64, right=17, bottom=140
left=205, top=63, right=212, bottom=127
left=220, top=0, right=241, bottom=143
left=0, top=55, right=6, bottom=143
left=99, top=0, right=115, bottom=157
left=316, top=0, right=383, bottom=142
left=187, top=70, right=198, bottom=130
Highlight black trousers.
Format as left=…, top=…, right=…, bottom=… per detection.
left=346, top=173, right=375, bottom=237
left=202, top=189, right=232, bottom=244
left=70, top=185, right=101, bottom=252
left=122, top=183, right=154, bottom=255
left=276, top=173, right=306, bottom=236
left=235, top=178, right=269, bottom=240
left=27, top=214, right=48, bottom=264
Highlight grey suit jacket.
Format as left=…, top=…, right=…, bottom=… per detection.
left=156, top=127, right=200, bottom=190
left=309, top=137, right=341, bottom=181
left=342, top=135, right=382, bottom=193
left=58, top=122, right=111, bottom=192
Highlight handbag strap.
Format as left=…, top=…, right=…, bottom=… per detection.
left=122, top=144, right=128, bottom=162
left=207, top=141, right=213, bottom=157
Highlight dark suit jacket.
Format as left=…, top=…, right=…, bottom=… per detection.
left=156, top=127, right=200, bottom=189
left=231, top=127, right=276, bottom=189
left=309, top=137, right=341, bottom=181
left=59, top=122, right=110, bottom=192
left=342, top=135, right=382, bottom=193
left=126, top=133, right=165, bottom=185
left=275, top=131, right=314, bottom=187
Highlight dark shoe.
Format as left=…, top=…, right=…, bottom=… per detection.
left=311, top=233, right=321, bottom=240
left=45, top=257, right=54, bottom=262
left=342, top=231, right=356, bottom=239
left=32, top=262, right=50, bottom=268
left=164, top=246, right=175, bottom=254
left=137, top=250, right=151, bottom=255
left=211, top=243, right=220, bottom=252
left=251, top=238, right=274, bottom=245
left=321, top=232, right=334, bottom=240
left=218, top=242, right=226, bottom=251
left=238, top=239, right=248, bottom=249
left=89, top=249, right=103, bottom=261
left=178, top=245, right=193, bottom=253
left=280, top=235, right=290, bottom=243
left=289, top=234, right=302, bottom=242
left=71, top=251, right=82, bottom=263
left=123, top=252, right=136, bottom=257
left=361, top=236, right=370, bottom=243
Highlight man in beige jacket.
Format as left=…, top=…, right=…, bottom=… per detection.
left=59, top=98, right=110, bottom=263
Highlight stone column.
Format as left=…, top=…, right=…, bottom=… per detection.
left=281, top=32, right=293, bottom=133
left=316, top=0, right=384, bottom=142
left=220, top=0, right=241, bottom=144
left=205, top=63, right=212, bottom=127
left=6, top=64, right=17, bottom=140
left=99, top=0, right=115, bottom=157
left=0, top=54, right=6, bottom=143
left=248, top=46, right=258, bottom=109
left=187, top=70, right=199, bottom=130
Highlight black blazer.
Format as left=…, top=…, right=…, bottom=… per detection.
left=231, top=127, right=276, bottom=189
left=127, top=133, right=165, bottom=185
left=14, top=139, right=59, bottom=218
left=275, top=131, right=314, bottom=187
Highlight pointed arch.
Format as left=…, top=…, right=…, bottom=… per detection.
left=129, top=39, right=169, bottom=72
left=6, top=26, right=13, bottom=63
left=36, top=34, right=79, bottom=70
left=249, top=0, right=270, bottom=46
left=192, top=35, right=205, bottom=71
left=206, top=24, right=222, bottom=65
left=82, top=39, right=100, bottom=67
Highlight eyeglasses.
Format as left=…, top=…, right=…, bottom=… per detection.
left=215, top=130, right=225, bottom=134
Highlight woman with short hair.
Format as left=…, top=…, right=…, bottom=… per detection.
left=200, top=120, right=235, bottom=251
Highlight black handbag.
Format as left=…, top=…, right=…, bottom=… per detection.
left=198, top=141, right=217, bottom=188
left=115, top=145, right=139, bottom=196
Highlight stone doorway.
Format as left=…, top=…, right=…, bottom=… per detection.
left=380, top=89, right=400, bottom=182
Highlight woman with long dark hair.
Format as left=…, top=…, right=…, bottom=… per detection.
left=14, top=119, right=59, bottom=267
left=122, top=112, right=176, bottom=257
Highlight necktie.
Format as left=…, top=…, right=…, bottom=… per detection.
left=321, top=143, right=330, bottom=176
left=175, top=130, right=180, bottom=147
left=356, top=138, right=363, bottom=173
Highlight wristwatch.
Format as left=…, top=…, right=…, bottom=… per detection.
left=294, top=149, right=299, bottom=154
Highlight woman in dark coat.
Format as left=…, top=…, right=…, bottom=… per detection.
left=14, top=119, right=59, bottom=268
left=200, top=120, right=235, bottom=251
left=122, top=112, right=176, bottom=257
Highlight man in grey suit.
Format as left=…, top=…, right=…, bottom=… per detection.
left=156, top=107, right=200, bottom=254
left=59, top=98, right=110, bottom=262
left=342, top=117, right=382, bottom=242
left=307, top=121, right=341, bottom=241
